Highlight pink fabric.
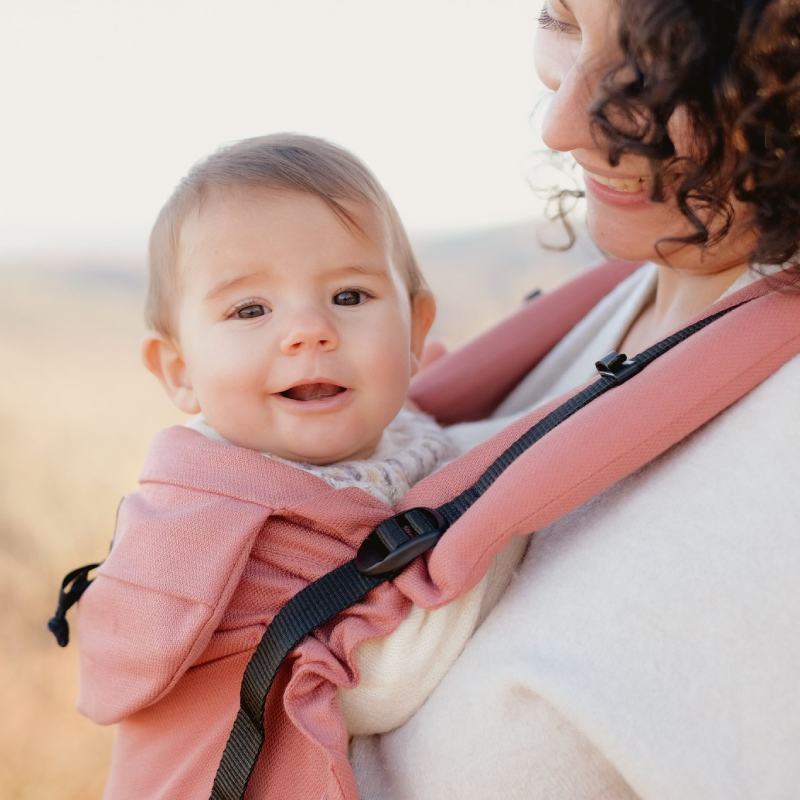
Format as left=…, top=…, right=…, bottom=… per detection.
left=76, top=262, right=800, bottom=799
left=410, top=258, right=640, bottom=423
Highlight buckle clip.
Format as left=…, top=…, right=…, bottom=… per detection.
left=595, top=351, right=643, bottom=385
left=355, top=507, right=449, bottom=576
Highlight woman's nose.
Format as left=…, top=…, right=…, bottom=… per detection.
left=539, top=62, right=599, bottom=154
left=279, top=311, right=339, bottom=355
left=537, top=50, right=598, bottom=152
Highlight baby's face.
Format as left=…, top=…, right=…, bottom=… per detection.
left=171, top=187, right=432, bottom=465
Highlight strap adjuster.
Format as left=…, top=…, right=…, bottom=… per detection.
left=595, top=351, right=644, bottom=385
left=355, top=507, right=449, bottom=576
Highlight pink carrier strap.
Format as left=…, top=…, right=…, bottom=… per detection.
left=411, top=258, right=640, bottom=423
left=214, top=264, right=800, bottom=799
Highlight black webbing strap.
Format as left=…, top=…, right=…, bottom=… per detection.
left=210, top=299, right=749, bottom=800
left=47, top=563, right=102, bottom=646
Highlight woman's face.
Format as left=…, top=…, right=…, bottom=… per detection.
left=534, top=0, right=755, bottom=275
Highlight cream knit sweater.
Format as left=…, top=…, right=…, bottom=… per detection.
left=350, top=264, right=800, bottom=799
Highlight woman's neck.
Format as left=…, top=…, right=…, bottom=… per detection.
left=619, top=260, right=749, bottom=355
left=652, top=260, right=748, bottom=326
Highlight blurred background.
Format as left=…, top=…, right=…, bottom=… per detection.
left=1, top=1, right=601, bottom=796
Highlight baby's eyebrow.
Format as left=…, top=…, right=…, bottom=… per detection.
left=203, top=264, right=388, bottom=302
left=326, top=263, right=388, bottom=280
left=204, top=271, right=265, bottom=302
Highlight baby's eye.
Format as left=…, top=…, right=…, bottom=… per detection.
left=234, top=303, right=267, bottom=319
left=333, top=289, right=369, bottom=306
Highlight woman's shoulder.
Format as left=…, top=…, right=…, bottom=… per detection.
left=359, top=351, right=800, bottom=800
left=720, top=349, right=800, bottom=437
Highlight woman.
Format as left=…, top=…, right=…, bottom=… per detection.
left=350, top=1, right=800, bottom=797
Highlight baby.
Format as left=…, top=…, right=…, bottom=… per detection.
left=141, top=133, right=444, bottom=487
left=72, top=134, right=525, bottom=798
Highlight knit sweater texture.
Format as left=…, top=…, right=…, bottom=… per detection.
left=350, top=263, right=800, bottom=800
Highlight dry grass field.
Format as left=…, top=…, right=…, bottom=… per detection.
left=1, top=269, right=183, bottom=799
left=0, top=224, right=596, bottom=798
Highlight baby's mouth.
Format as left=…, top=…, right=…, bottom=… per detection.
left=279, top=383, right=347, bottom=401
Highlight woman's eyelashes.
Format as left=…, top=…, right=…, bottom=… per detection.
left=537, top=6, right=578, bottom=34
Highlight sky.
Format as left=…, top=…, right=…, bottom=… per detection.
left=1, top=0, right=552, bottom=264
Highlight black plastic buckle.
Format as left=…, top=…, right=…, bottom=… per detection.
left=595, top=351, right=644, bottom=385
left=355, top=507, right=449, bottom=577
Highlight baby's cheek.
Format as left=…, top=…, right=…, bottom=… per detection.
left=193, top=362, right=262, bottom=419
left=372, top=340, right=414, bottom=410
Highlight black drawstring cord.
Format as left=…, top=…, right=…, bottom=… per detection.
left=47, top=563, right=101, bottom=647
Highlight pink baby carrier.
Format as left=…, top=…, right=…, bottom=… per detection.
left=49, top=260, right=800, bottom=799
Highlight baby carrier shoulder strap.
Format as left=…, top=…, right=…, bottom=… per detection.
left=411, top=258, right=640, bottom=424
left=211, top=269, right=800, bottom=800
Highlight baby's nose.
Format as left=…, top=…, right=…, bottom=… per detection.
left=279, top=312, right=338, bottom=354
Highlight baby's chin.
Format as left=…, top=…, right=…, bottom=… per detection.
left=216, top=428, right=382, bottom=466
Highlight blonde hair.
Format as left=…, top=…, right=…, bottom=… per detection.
left=146, top=133, right=428, bottom=337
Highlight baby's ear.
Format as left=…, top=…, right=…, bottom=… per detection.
left=141, top=333, right=200, bottom=414
left=409, top=290, right=437, bottom=373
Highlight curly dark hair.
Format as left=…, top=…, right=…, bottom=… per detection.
left=586, top=0, right=800, bottom=270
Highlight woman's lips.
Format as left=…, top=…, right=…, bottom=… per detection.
left=583, top=170, right=653, bottom=208
left=584, top=170, right=649, bottom=193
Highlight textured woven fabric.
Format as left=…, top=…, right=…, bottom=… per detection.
left=75, top=261, right=800, bottom=799
left=187, top=407, right=459, bottom=507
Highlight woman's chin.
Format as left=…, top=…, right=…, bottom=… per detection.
left=585, top=204, right=672, bottom=265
